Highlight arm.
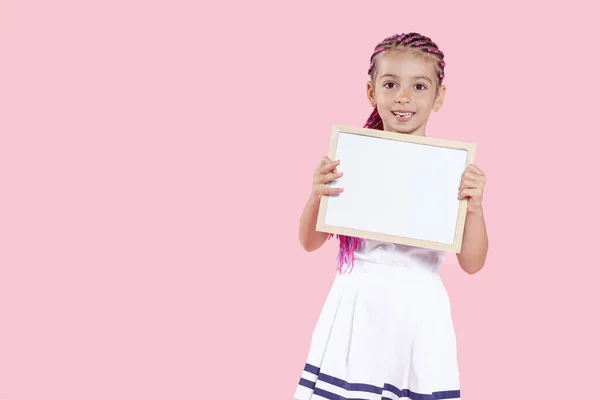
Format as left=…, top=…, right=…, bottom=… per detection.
left=299, top=157, right=343, bottom=252
left=456, top=165, right=488, bottom=274
left=457, top=209, right=488, bottom=274
left=299, top=194, right=330, bottom=252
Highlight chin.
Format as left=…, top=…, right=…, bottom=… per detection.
left=386, top=124, right=414, bottom=135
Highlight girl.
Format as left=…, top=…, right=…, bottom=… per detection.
left=295, top=33, right=488, bottom=400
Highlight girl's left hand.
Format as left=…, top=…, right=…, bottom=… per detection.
left=458, top=164, right=486, bottom=214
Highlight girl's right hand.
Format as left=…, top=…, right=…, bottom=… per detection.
left=312, top=157, right=344, bottom=200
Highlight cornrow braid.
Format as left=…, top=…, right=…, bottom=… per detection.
left=367, top=32, right=445, bottom=81
left=333, top=32, right=446, bottom=273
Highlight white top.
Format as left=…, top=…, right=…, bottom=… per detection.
left=353, top=238, right=445, bottom=272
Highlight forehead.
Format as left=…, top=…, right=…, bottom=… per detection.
left=375, top=50, right=437, bottom=80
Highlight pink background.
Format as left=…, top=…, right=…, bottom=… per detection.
left=1, top=0, right=599, bottom=399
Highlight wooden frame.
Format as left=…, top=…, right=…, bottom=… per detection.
left=316, top=124, right=476, bottom=253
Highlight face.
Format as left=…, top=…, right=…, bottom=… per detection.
left=367, top=50, right=445, bottom=136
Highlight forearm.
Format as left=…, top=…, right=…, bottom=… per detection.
left=457, top=209, right=488, bottom=274
left=299, top=194, right=330, bottom=252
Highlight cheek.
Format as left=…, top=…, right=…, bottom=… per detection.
left=381, top=90, right=398, bottom=101
left=418, top=94, right=437, bottom=108
left=375, top=91, right=392, bottom=105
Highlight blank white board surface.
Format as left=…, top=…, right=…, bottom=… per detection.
left=317, top=125, right=476, bottom=253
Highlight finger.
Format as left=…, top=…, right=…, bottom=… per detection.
left=321, top=156, right=332, bottom=166
left=458, top=188, right=481, bottom=200
left=458, top=179, right=473, bottom=192
left=462, top=168, right=482, bottom=180
left=318, top=159, right=340, bottom=174
left=326, top=187, right=344, bottom=195
left=315, top=157, right=332, bottom=173
left=458, top=179, right=479, bottom=191
left=462, top=171, right=481, bottom=181
left=317, top=171, right=343, bottom=184
left=467, top=164, right=485, bottom=176
left=324, top=160, right=341, bottom=173
left=461, top=174, right=485, bottom=190
left=316, top=184, right=344, bottom=196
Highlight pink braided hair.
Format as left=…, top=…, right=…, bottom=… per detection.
left=332, top=32, right=446, bottom=273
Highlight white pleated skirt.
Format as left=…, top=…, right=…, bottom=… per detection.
left=294, top=259, right=460, bottom=400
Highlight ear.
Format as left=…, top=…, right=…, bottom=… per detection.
left=366, top=81, right=376, bottom=108
left=433, top=85, right=446, bottom=112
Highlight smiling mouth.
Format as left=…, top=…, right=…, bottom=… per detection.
left=392, top=111, right=415, bottom=120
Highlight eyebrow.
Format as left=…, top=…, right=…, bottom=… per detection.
left=379, top=74, right=433, bottom=84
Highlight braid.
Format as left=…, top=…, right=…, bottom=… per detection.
left=367, top=32, right=446, bottom=81
left=334, top=32, right=446, bottom=273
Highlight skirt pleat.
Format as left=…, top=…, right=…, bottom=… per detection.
left=294, top=260, right=460, bottom=400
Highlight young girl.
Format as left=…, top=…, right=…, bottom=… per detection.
left=295, top=33, right=488, bottom=400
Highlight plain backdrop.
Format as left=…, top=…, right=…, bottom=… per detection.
left=1, top=0, right=599, bottom=399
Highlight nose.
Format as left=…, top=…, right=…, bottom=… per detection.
left=395, top=87, right=411, bottom=104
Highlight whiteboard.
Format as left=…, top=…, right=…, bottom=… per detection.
left=316, top=125, right=476, bottom=253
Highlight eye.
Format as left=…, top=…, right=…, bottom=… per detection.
left=383, top=82, right=397, bottom=89
left=414, top=83, right=427, bottom=90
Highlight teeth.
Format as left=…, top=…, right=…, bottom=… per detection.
left=394, top=112, right=413, bottom=118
